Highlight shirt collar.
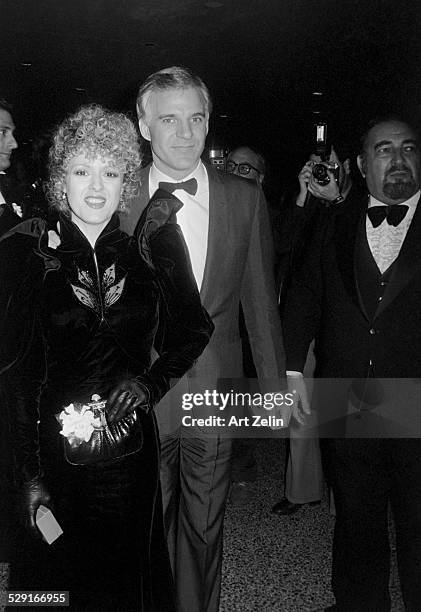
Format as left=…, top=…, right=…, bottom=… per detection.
left=149, top=161, right=207, bottom=197
left=368, top=190, right=420, bottom=211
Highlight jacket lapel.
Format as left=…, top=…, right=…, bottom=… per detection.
left=375, top=196, right=421, bottom=318
left=334, top=196, right=367, bottom=314
left=353, top=214, right=374, bottom=322
left=124, top=166, right=151, bottom=235
left=200, top=166, right=229, bottom=306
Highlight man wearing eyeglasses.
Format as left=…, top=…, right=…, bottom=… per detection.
left=225, top=146, right=267, bottom=506
left=226, top=146, right=265, bottom=184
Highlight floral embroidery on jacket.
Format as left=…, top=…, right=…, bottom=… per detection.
left=70, top=263, right=126, bottom=318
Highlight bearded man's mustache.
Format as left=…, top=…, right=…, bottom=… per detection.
left=385, top=163, right=412, bottom=179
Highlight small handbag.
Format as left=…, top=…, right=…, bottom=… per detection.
left=56, top=395, right=143, bottom=466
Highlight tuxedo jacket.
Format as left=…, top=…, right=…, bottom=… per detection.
left=283, top=193, right=421, bottom=380
left=0, top=173, right=26, bottom=234
left=120, top=165, right=285, bottom=427
left=0, top=204, right=22, bottom=236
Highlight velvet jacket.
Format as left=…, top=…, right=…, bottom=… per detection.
left=1, top=193, right=213, bottom=484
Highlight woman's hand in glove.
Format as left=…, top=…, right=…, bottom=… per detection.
left=106, top=379, right=149, bottom=424
left=20, top=476, right=52, bottom=539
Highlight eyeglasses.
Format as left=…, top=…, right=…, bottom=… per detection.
left=226, top=160, right=262, bottom=176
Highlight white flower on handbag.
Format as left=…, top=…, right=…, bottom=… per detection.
left=11, top=203, right=23, bottom=218
left=57, top=395, right=106, bottom=447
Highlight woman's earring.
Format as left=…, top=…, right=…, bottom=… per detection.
left=118, top=195, right=125, bottom=212
left=62, top=191, right=67, bottom=200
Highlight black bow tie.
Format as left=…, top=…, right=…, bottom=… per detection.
left=159, top=178, right=198, bottom=196
left=367, top=204, right=409, bottom=228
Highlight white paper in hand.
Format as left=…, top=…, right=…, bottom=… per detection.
left=36, top=505, right=63, bottom=544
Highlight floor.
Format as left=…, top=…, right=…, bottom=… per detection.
left=0, top=439, right=406, bottom=611
left=220, top=438, right=405, bottom=612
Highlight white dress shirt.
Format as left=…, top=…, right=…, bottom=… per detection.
left=366, top=190, right=420, bottom=274
left=149, top=162, right=209, bottom=290
left=0, top=171, right=6, bottom=205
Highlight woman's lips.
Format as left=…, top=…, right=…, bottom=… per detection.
left=84, top=196, right=106, bottom=208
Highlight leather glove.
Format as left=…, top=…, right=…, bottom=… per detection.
left=106, top=379, right=150, bottom=424
left=20, top=476, right=52, bottom=539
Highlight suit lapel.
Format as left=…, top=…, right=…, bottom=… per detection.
left=129, top=166, right=151, bottom=235
left=353, top=214, right=374, bottom=322
left=200, top=167, right=229, bottom=306
left=334, top=196, right=367, bottom=314
left=375, top=196, right=421, bottom=318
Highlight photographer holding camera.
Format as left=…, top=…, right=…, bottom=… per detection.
left=278, top=138, right=358, bottom=288
left=296, top=143, right=352, bottom=208
left=273, top=137, right=359, bottom=517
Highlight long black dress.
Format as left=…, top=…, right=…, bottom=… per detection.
left=1, top=192, right=213, bottom=610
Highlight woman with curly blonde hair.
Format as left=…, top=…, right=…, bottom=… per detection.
left=47, top=104, right=141, bottom=216
left=4, top=104, right=213, bottom=610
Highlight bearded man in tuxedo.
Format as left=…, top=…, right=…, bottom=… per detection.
left=120, top=66, right=286, bottom=612
left=283, top=117, right=421, bottom=611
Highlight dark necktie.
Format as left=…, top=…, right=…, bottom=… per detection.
left=159, top=178, right=198, bottom=196
left=367, top=204, right=409, bottom=228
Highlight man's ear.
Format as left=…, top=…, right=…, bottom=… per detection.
left=357, top=154, right=366, bottom=178
left=343, top=158, right=351, bottom=175
left=205, top=114, right=209, bottom=137
left=139, top=118, right=151, bottom=142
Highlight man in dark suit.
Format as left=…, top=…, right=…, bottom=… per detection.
left=0, top=99, right=21, bottom=234
left=225, top=145, right=266, bottom=506
left=120, top=66, right=286, bottom=612
left=282, top=117, right=421, bottom=610
left=273, top=142, right=356, bottom=516
left=0, top=98, right=20, bottom=560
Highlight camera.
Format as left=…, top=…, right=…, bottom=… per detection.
left=312, top=162, right=340, bottom=185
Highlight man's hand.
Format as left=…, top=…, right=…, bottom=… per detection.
left=296, top=161, right=341, bottom=206
left=296, top=162, right=314, bottom=206
left=287, top=373, right=311, bottom=425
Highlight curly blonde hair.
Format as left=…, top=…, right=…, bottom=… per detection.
left=47, top=104, right=142, bottom=214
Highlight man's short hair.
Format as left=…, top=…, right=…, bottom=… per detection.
left=329, top=140, right=355, bottom=164
left=229, top=145, right=266, bottom=176
left=0, top=98, right=13, bottom=114
left=359, top=114, right=419, bottom=155
left=136, top=66, right=212, bottom=120
left=251, top=149, right=266, bottom=176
